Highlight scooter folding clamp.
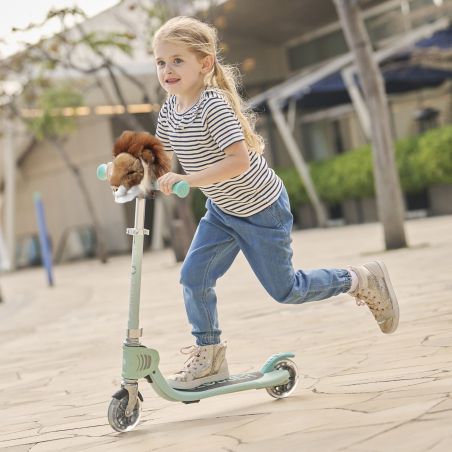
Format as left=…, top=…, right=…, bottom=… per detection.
left=126, top=328, right=143, bottom=339
left=126, top=227, right=150, bottom=236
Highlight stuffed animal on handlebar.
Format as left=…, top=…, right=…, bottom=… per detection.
left=98, top=131, right=189, bottom=203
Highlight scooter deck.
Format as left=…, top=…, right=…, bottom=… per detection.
left=177, top=371, right=263, bottom=392
left=148, top=368, right=290, bottom=402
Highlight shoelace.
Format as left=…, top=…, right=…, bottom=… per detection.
left=355, top=290, right=384, bottom=312
left=180, top=345, right=200, bottom=356
left=179, top=345, right=204, bottom=372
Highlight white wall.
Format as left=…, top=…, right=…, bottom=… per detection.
left=15, top=116, right=130, bottom=256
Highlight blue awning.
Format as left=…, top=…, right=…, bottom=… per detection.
left=295, top=65, right=452, bottom=109
left=415, top=26, right=452, bottom=49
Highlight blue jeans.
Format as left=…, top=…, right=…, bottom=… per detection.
left=180, top=187, right=352, bottom=346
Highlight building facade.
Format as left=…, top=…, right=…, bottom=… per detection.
left=2, top=0, right=452, bottom=268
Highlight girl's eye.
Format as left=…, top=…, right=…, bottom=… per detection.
left=157, top=61, right=165, bottom=67
left=174, top=58, right=183, bottom=64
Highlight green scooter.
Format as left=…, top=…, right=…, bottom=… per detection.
left=97, top=163, right=299, bottom=433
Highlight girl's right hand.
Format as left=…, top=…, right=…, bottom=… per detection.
left=158, top=172, right=188, bottom=195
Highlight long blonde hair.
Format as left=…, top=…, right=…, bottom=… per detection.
left=153, top=16, right=264, bottom=154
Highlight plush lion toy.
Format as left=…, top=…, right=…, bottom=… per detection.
left=108, top=131, right=171, bottom=203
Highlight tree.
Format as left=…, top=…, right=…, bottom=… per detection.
left=1, top=2, right=217, bottom=263
left=334, top=0, right=407, bottom=250
left=1, top=7, right=147, bottom=264
left=11, top=7, right=148, bottom=132
left=30, top=84, right=109, bottom=263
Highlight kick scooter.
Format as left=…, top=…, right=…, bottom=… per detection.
left=97, top=163, right=299, bottom=433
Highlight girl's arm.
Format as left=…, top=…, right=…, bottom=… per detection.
left=157, top=140, right=250, bottom=195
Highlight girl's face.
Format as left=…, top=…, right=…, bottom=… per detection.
left=154, top=41, right=212, bottom=100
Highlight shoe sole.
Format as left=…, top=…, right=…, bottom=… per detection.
left=167, top=368, right=230, bottom=390
left=365, top=261, right=400, bottom=334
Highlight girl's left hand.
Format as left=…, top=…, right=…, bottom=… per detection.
left=158, top=172, right=188, bottom=195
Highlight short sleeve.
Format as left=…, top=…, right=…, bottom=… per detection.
left=155, top=101, right=173, bottom=152
left=204, top=94, right=245, bottom=151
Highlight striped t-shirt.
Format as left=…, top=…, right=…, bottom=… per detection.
left=156, top=89, right=282, bottom=217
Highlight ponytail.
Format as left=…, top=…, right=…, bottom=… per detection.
left=208, top=61, right=264, bottom=154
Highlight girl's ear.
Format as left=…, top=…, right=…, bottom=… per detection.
left=201, top=54, right=215, bottom=74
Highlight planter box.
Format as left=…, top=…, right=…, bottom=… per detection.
left=342, top=199, right=361, bottom=224
left=342, top=198, right=378, bottom=224
left=428, top=184, right=452, bottom=215
left=298, top=198, right=379, bottom=229
left=296, top=204, right=318, bottom=229
left=299, top=186, right=452, bottom=228
left=360, top=197, right=379, bottom=223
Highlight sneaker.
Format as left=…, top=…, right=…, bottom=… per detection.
left=348, top=261, right=399, bottom=334
left=167, top=342, right=229, bottom=390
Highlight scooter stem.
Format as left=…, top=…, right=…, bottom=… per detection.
left=125, top=196, right=148, bottom=344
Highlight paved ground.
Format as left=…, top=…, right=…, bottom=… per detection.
left=1, top=215, right=452, bottom=452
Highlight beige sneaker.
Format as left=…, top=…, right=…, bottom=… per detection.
left=348, top=261, right=399, bottom=334
left=167, top=342, right=229, bottom=390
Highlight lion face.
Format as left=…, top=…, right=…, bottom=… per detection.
left=109, top=153, right=144, bottom=190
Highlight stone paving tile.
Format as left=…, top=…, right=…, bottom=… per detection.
left=1, top=215, right=452, bottom=451
left=2, top=447, right=31, bottom=452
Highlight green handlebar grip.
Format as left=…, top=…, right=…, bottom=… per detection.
left=97, top=163, right=108, bottom=181
left=172, top=181, right=190, bottom=198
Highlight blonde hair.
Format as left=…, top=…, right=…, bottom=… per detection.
left=153, top=16, right=264, bottom=154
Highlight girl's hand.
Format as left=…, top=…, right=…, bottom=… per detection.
left=157, top=172, right=188, bottom=195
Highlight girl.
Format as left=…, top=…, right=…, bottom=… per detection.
left=154, top=16, right=399, bottom=390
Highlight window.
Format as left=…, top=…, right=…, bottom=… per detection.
left=287, top=30, right=348, bottom=72
left=301, top=118, right=347, bottom=162
left=365, top=9, right=405, bottom=44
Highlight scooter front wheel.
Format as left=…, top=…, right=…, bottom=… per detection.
left=108, top=389, right=142, bottom=432
left=266, top=359, right=299, bottom=399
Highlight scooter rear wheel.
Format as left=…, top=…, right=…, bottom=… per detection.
left=108, top=390, right=142, bottom=432
left=266, top=359, right=299, bottom=399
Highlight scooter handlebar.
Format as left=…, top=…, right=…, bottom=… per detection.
left=96, top=163, right=110, bottom=181
left=96, top=163, right=190, bottom=198
left=169, top=180, right=190, bottom=198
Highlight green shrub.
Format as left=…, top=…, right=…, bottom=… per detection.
left=191, top=125, right=452, bottom=220
left=274, top=167, right=309, bottom=205
left=395, top=136, right=423, bottom=193
left=312, top=145, right=374, bottom=203
left=277, top=146, right=374, bottom=206
left=417, top=125, right=452, bottom=185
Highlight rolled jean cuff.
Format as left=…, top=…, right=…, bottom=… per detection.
left=342, top=269, right=352, bottom=292
left=194, top=333, right=221, bottom=346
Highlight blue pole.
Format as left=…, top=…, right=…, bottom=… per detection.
left=33, top=192, right=54, bottom=287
